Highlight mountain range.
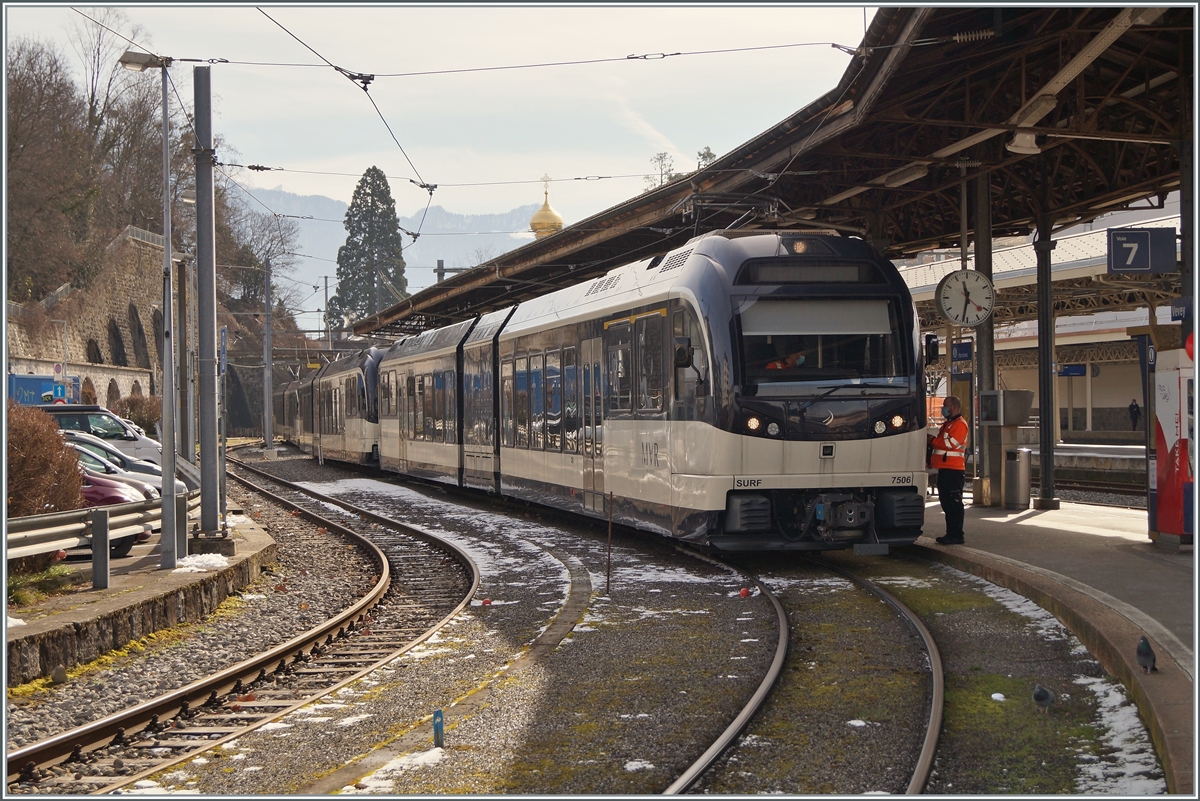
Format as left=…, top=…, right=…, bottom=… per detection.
left=234, top=185, right=541, bottom=299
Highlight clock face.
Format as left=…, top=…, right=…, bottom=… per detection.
left=936, top=270, right=995, bottom=327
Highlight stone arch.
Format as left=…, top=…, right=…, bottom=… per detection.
left=87, top=339, right=105, bottom=364
left=107, top=318, right=128, bottom=367
left=128, top=303, right=151, bottom=369
left=81, top=378, right=97, bottom=404
left=131, top=381, right=143, bottom=397
left=107, top=379, right=121, bottom=407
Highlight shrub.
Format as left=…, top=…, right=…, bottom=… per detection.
left=111, top=394, right=161, bottom=435
left=6, top=399, right=84, bottom=518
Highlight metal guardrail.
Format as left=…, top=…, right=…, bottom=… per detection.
left=6, top=491, right=203, bottom=560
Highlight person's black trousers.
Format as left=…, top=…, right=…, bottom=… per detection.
left=937, top=468, right=966, bottom=540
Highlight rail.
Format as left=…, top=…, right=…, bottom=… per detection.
left=6, top=491, right=202, bottom=566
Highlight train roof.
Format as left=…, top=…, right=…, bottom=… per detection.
left=463, top=306, right=516, bottom=348
left=314, top=347, right=384, bottom=380
left=380, top=318, right=476, bottom=363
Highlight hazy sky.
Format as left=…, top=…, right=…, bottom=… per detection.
left=7, top=4, right=874, bottom=223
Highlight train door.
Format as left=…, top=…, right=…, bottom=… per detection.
left=582, top=337, right=605, bottom=512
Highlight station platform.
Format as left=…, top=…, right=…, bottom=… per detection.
left=4, top=494, right=1191, bottom=793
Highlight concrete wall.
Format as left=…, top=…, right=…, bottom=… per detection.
left=1001, top=361, right=1145, bottom=432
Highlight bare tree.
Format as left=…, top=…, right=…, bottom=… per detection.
left=5, top=38, right=90, bottom=301
left=644, top=152, right=683, bottom=192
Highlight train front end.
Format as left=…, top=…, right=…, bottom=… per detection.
left=694, top=232, right=926, bottom=552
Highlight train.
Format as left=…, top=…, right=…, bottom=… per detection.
left=275, top=229, right=929, bottom=552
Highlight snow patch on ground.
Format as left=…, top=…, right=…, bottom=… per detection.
left=759, top=575, right=854, bottom=593
left=340, top=748, right=445, bottom=793
left=171, top=554, right=229, bottom=573
left=624, top=759, right=654, bottom=772
left=1073, top=675, right=1166, bottom=794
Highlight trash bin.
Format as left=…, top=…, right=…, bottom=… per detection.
left=1005, top=448, right=1031, bottom=510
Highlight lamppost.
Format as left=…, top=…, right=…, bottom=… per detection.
left=119, top=49, right=179, bottom=566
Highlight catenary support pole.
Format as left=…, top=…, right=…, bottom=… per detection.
left=158, top=62, right=177, bottom=567
left=264, top=257, right=273, bottom=448
left=975, top=172, right=997, bottom=504
left=176, top=257, right=189, bottom=462
left=194, top=66, right=220, bottom=533
left=1034, top=214, right=1059, bottom=510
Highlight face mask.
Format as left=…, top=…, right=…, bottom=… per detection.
left=941, top=406, right=952, bottom=418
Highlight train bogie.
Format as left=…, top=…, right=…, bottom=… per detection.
left=277, top=230, right=928, bottom=552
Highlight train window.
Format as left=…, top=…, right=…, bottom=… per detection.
left=380, top=372, right=390, bottom=417
left=515, top=357, right=529, bottom=448
left=434, top=371, right=445, bottom=442
left=530, top=353, right=544, bottom=450
left=739, top=300, right=904, bottom=387
left=346, top=377, right=358, bottom=419
left=407, top=375, right=417, bottom=439
left=636, top=314, right=664, bottom=413
left=606, top=322, right=632, bottom=414
left=415, top=375, right=426, bottom=440
left=424, top=373, right=435, bottom=442
left=444, top=370, right=456, bottom=444
left=546, top=350, right=562, bottom=451
left=562, top=347, right=577, bottom=453
left=501, top=359, right=514, bottom=447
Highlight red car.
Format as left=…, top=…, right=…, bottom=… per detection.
left=80, top=468, right=143, bottom=558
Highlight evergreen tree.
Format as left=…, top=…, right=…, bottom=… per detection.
left=330, top=166, right=407, bottom=326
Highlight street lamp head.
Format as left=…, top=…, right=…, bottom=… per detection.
left=119, top=50, right=168, bottom=72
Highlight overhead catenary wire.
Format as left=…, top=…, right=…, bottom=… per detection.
left=256, top=6, right=433, bottom=226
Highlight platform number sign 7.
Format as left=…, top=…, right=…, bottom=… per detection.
left=1107, top=228, right=1177, bottom=274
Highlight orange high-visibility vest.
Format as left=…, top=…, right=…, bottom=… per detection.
left=932, top=414, right=969, bottom=471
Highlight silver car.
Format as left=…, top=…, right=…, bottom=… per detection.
left=70, top=444, right=160, bottom=500
left=65, top=430, right=160, bottom=474
left=64, top=432, right=187, bottom=495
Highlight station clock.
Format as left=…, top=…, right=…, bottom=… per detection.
left=936, top=269, right=995, bottom=327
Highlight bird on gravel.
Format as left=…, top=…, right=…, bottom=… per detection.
left=1032, top=683, right=1055, bottom=714
left=1136, top=636, right=1159, bottom=674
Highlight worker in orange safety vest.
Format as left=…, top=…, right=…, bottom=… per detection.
left=929, top=395, right=969, bottom=544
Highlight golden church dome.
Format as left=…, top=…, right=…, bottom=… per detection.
left=530, top=177, right=564, bottom=239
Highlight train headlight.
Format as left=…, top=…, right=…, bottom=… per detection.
left=767, top=422, right=780, bottom=437
left=890, top=414, right=905, bottom=429
left=746, top=416, right=762, bottom=432
left=873, top=420, right=886, bottom=434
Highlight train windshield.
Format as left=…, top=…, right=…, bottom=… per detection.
left=738, top=299, right=907, bottom=393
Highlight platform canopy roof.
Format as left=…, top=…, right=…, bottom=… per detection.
left=355, top=6, right=1190, bottom=339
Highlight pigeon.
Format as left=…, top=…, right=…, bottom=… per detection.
left=1032, top=683, right=1055, bottom=714
left=1136, top=636, right=1159, bottom=674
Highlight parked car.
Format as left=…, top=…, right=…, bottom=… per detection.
left=72, top=445, right=160, bottom=500
left=36, top=404, right=163, bottom=465
left=78, top=468, right=142, bottom=557
left=63, top=431, right=186, bottom=494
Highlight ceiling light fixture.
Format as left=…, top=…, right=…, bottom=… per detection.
left=1005, top=131, right=1042, bottom=155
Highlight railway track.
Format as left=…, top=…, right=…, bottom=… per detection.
left=5, top=459, right=477, bottom=795
left=247, top=451, right=941, bottom=795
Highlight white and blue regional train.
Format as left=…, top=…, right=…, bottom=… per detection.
left=275, top=230, right=928, bottom=551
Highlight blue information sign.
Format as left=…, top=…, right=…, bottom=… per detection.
left=951, top=342, right=973, bottom=362
left=1057, top=364, right=1086, bottom=377
left=1107, top=228, right=1177, bottom=274
left=52, top=383, right=66, bottom=399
